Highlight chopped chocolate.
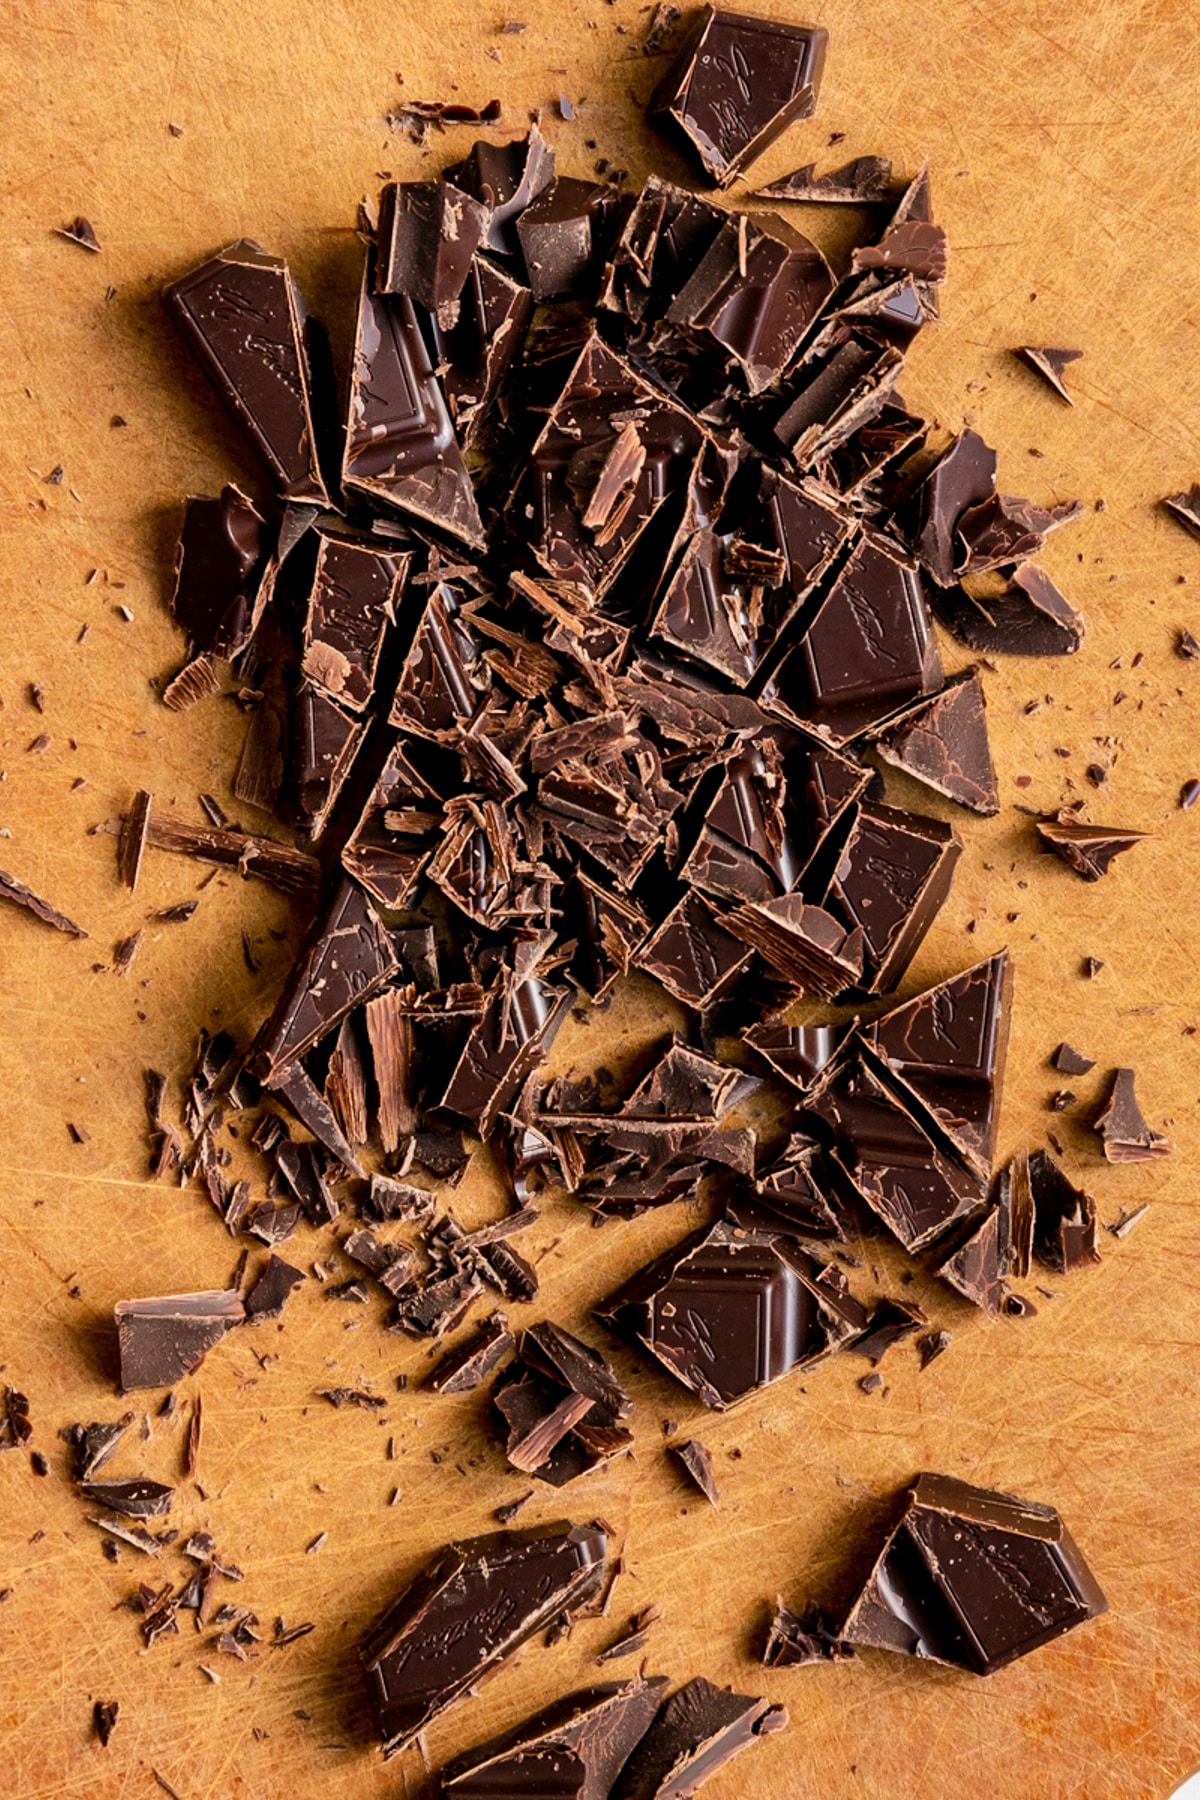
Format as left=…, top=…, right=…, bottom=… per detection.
left=1163, top=484, right=1200, bottom=540
left=669, top=1438, right=719, bottom=1506
left=755, top=157, right=893, bottom=203
left=169, top=487, right=267, bottom=660
left=302, top=527, right=409, bottom=713
left=428, top=1312, right=514, bottom=1394
left=80, top=1478, right=174, bottom=1519
left=56, top=215, right=101, bottom=252
left=118, top=789, right=154, bottom=891
left=916, top=1329, right=952, bottom=1369
left=316, top=1386, right=386, bottom=1411
left=1015, top=346, right=1082, bottom=405
left=493, top=1322, right=634, bottom=1485
left=516, top=177, right=618, bottom=302
left=873, top=670, right=999, bottom=815
left=615, top=1676, right=787, bottom=1798
left=391, top=1261, right=483, bottom=1338
left=430, top=251, right=533, bottom=444
left=1092, top=1067, right=1171, bottom=1163
left=1035, top=816, right=1149, bottom=881
left=164, top=241, right=331, bottom=505
left=376, top=180, right=489, bottom=326
left=743, top=1021, right=848, bottom=1094
left=839, top=1471, right=1107, bottom=1673
left=934, top=563, right=1085, bottom=657
left=763, top=1600, right=855, bottom=1667
left=115, top=1290, right=244, bottom=1391
left=649, top=6, right=828, bottom=187
left=442, top=978, right=572, bottom=1140
left=93, top=1699, right=120, bottom=1746
left=726, top=897, right=864, bottom=998
left=447, top=122, right=556, bottom=258
left=342, top=1228, right=414, bottom=1295
left=955, top=494, right=1083, bottom=578
left=102, top=810, right=320, bottom=896
left=0, top=1387, right=32, bottom=1452
left=61, top=1414, right=132, bottom=1480
left=596, top=1606, right=661, bottom=1663
left=0, top=865, right=87, bottom=937
left=909, top=430, right=998, bottom=587
left=821, top=802, right=962, bottom=995
left=1028, top=1149, right=1099, bottom=1273
left=252, top=878, right=399, bottom=1080
left=243, top=1254, right=304, bottom=1322
left=935, top=1206, right=1006, bottom=1315
left=443, top=1675, right=668, bottom=1799
left=636, top=891, right=752, bottom=1010
left=361, top=1521, right=609, bottom=1756
left=849, top=1298, right=927, bottom=1364
left=1053, top=1042, right=1094, bottom=1076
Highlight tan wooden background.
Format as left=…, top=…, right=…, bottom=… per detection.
left=1, top=1, right=1199, bottom=1795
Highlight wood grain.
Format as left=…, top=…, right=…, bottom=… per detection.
left=1, top=2, right=1199, bottom=1796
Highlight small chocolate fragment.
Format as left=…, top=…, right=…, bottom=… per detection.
left=999, top=1152, right=1035, bottom=1280
left=597, top=1607, right=661, bottom=1663
left=648, top=6, right=828, bottom=188
left=1092, top=1067, right=1171, bottom=1163
left=80, top=1478, right=174, bottom=1518
left=1035, top=816, right=1149, bottom=882
left=755, top=157, right=893, bottom=204
left=1053, top=1042, right=1094, bottom=1076
left=934, top=563, right=1084, bottom=657
left=909, top=430, right=998, bottom=587
left=115, top=1290, right=244, bottom=1391
left=493, top=1321, right=634, bottom=1486
left=0, top=865, right=87, bottom=937
left=302, top=527, right=409, bottom=713
left=955, top=494, right=1083, bottom=578
left=316, top=1386, right=386, bottom=1410
left=1015, top=346, right=1082, bottom=405
left=56, top=215, right=101, bottom=252
left=1028, top=1148, right=1099, bottom=1273
left=614, top=1675, right=787, bottom=1798
left=917, top=1329, right=952, bottom=1369
left=743, top=1021, right=848, bottom=1094
left=822, top=803, right=962, bottom=995
left=447, top=123, right=556, bottom=258
left=763, top=1600, right=854, bottom=1667
left=1163, top=484, right=1200, bottom=540
left=61, top=1414, right=131, bottom=1480
left=343, top=1228, right=414, bottom=1295
left=163, top=241, right=330, bottom=504
left=376, top=181, right=489, bottom=327
left=93, top=1699, right=120, bottom=1747
left=243, top=1254, right=304, bottom=1324
left=361, top=1521, right=608, bottom=1757
left=874, top=671, right=999, bottom=815
left=442, top=978, right=572, bottom=1140
left=252, top=878, right=399, bottom=1080
left=443, top=1675, right=668, bottom=1799
left=840, top=1471, right=1107, bottom=1674
left=428, top=1312, right=514, bottom=1394
left=850, top=1298, right=927, bottom=1365
left=0, top=1387, right=32, bottom=1451
left=103, top=810, right=320, bottom=896
left=430, top=251, right=533, bottom=445
left=726, top=897, right=864, bottom=999
left=118, top=789, right=154, bottom=891
left=670, top=1439, right=719, bottom=1506
left=935, top=1206, right=1006, bottom=1315
left=169, top=487, right=267, bottom=660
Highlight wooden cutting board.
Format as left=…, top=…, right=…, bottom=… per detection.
left=2, top=1, right=1199, bottom=1796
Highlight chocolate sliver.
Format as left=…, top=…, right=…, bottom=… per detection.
left=873, top=670, right=999, bottom=815
left=443, top=1676, right=668, bottom=1800
left=1015, top=346, right=1082, bottom=405
left=115, top=1289, right=244, bottom=1391
left=754, top=157, right=893, bottom=204
left=1035, top=817, right=1149, bottom=882
left=1092, top=1067, right=1171, bottom=1163
left=614, top=1675, right=787, bottom=1798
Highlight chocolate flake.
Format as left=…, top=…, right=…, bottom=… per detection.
left=93, top=1699, right=120, bottom=1746
left=1093, top=1067, right=1171, bottom=1163
left=615, top=1675, right=787, bottom=1797
left=1015, top=347, right=1082, bottom=405
left=0, top=866, right=87, bottom=937
left=1036, top=816, right=1149, bottom=881
left=669, top=1438, right=719, bottom=1506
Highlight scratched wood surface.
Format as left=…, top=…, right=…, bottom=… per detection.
left=1, top=1, right=1199, bottom=1796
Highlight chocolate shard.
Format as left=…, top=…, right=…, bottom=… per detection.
left=431, top=252, right=532, bottom=447
left=93, top=1699, right=119, bottom=1747
left=597, top=1216, right=861, bottom=1410
left=492, top=1322, right=634, bottom=1487
left=0, top=865, right=87, bottom=937
left=0, top=1386, right=33, bottom=1452
left=343, top=1228, right=415, bottom=1295
left=446, top=122, right=556, bottom=258
left=302, top=527, right=409, bottom=712
left=861, top=951, right=1013, bottom=1176
left=933, top=563, right=1085, bottom=657
left=569, top=874, right=652, bottom=1002
left=441, top=978, right=572, bottom=1140
left=79, top=1477, right=174, bottom=1518
left=342, top=263, right=485, bottom=547
left=648, top=5, right=828, bottom=188
left=163, top=240, right=330, bottom=504
left=935, top=1205, right=1006, bottom=1315
left=169, top=487, right=267, bottom=661
left=614, top=1675, right=787, bottom=1798
left=1093, top=1067, right=1171, bottom=1163
left=726, top=897, right=865, bottom=999
left=361, top=1522, right=608, bottom=1757
left=376, top=180, right=489, bottom=327
left=243, top=1253, right=304, bottom=1323
left=670, top=1439, right=719, bottom=1507
left=427, top=1312, right=515, bottom=1395
left=840, top=1472, right=1107, bottom=1674
left=822, top=802, right=962, bottom=996
left=755, top=157, right=893, bottom=204
left=874, top=670, right=999, bottom=815
left=61, top=1415, right=132, bottom=1481
left=1053, top=1042, right=1094, bottom=1076
left=265, top=1060, right=364, bottom=1173
left=104, top=810, right=321, bottom=896
left=908, top=429, right=998, bottom=587
left=115, top=1290, right=244, bottom=1391
left=251, top=878, right=400, bottom=1081
left=1035, top=816, right=1149, bottom=882
left=388, top=582, right=484, bottom=737
left=1015, top=346, right=1082, bottom=405
left=1028, top=1148, right=1100, bottom=1273
left=1163, top=483, right=1200, bottom=540
left=665, top=211, right=833, bottom=394
left=516, top=177, right=618, bottom=302
left=443, top=1676, right=669, bottom=1800
left=635, top=891, right=752, bottom=1011
left=291, top=683, right=367, bottom=838
left=804, top=1054, right=985, bottom=1252
left=751, top=1144, right=846, bottom=1241
left=742, top=1021, right=849, bottom=1095
left=763, top=1600, right=855, bottom=1667
left=852, top=217, right=947, bottom=284
left=621, top=1042, right=749, bottom=1122
left=117, top=789, right=154, bottom=891
left=773, top=333, right=905, bottom=466
left=759, top=535, right=942, bottom=746
left=849, top=1297, right=927, bottom=1364
left=955, top=493, right=1083, bottom=578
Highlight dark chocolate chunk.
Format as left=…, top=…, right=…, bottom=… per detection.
left=917, top=1329, right=952, bottom=1369
left=169, top=487, right=267, bottom=660
left=1092, top=1067, right=1171, bottom=1163
left=1163, top=483, right=1200, bottom=540
left=56, top=215, right=101, bottom=252
left=115, top=1290, right=244, bottom=1391
left=669, top=1439, right=719, bottom=1506
left=93, top=1699, right=120, bottom=1746
left=361, top=1521, right=608, bottom=1757
left=840, top=1472, right=1107, bottom=1674
left=597, top=1216, right=861, bottom=1410
left=428, top=1312, right=515, bottom=1394
left=342, top=1229, right=415, bottom=1295
left=1028, top=1148, right=1099, bottom=1273
left=442, top=978, right=572, bottom=1140
left=933, top=563, right=1085, bottom=657
left=104, top=810, right=320, bottom=896
left=763, top=1600, right=854, bottom=1667
left=773, top=333, right=904, bottom=466
left=252, top=878, right=399, bottom=1081
left=1053, top=1042, right=1094, bottom=1076
left=1035, top=816, right=1149, bottom=881
left=874, top=670, right=998, bottom=815
left=861, top=951, right=1012, bottom=1176
left=443, top=1675, right=668, bottom=1800
left=0, top=1386, right=32, bottom=1452
left=117, top=789, right=154, bottom=892
left=614, top=1675, right=787, bottom=1798
left=516, top=178, right=617, bottom=302
left=302, top=527, right=409, bottom=712
left=742, top=1021, right=848, bottom=1095
left=163, top=240, right=330, bottom=504
left=493, top=1322, right=634, bottom=1486
left=849, top=1298, right=927, bottom=1365
left=597, top=1607, right=661, bottom=1664
left=909, top=430, right=997, bottom=587
left=79, top=1478, right=174, bottom=1518
left=291, top=683, right=367, bottom=838
left=243, top=1254, right=304, bottom=1323
left=1015, top=346, right=1082, bottom=406
left=999, top=1151, right=1035, bottom=1281
left=343, top=265, right=485, bottom=547
left=755, top=157, right=893, bottom=203
left=822, top=802, right=962, bottom=995
left=376, top=181, right=489, bottom=327
left=0, top=865, right=87, bottom=937
left=751, top=1144, right=845, bottom=1241
left=955, top=493, right=1083, bottom=578
left=648, top=6, right=828, bottom=188
left=447, top=123, right=556, bottom=258
left=852, top=217, right=947, bottom=283
left=636, top=891, right=752, bottom=1010
left=431, top=251, right=533, bottom=445
left=726, top=897, right=865, bottom=998
left=61, top=1414, right=132, bottom=1480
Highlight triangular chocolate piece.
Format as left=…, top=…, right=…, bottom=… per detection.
left=727, top=896, right=865, bottom=999
left=909, top=429, right=997, bottom=586
left=861, top=950, right=1012, bottom=1174
left=935, top=1205, right=1005, bottom=1315
left=874, top=670, right=998, bottom=814
left=292, top=683, right=366, bottom=837
left=933, top=561, right=1085, bottom=656
left=742, top=1020, right=849, bottom=1094
left=824, top=802, right=962, bottom=995
left=1036, top=816, right=1149, bottom=881
left=1015, top=346, right=1081, bottom=405
left=1092, top=1067, right=1171, bottom=1163
left=443, top=1676, right=668, bottom=1799
left=388, top=583, right=484, bottom=738
left=1028, top=1148, right=1099, bottom=1273
left=614, top=1676, right=787, bottom=1797
left=1163, top=483, right=1200, bottom=540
